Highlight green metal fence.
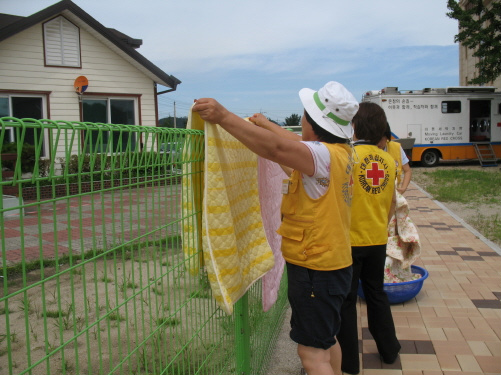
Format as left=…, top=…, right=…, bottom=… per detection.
left=0, top=117, right=288, bottom=375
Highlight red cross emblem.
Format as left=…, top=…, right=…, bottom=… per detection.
left=366, top=162, right=385, bottom=186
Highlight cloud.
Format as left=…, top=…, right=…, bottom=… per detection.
left=156, top=43, right=459, bottom=121
left=4, top=1, right=458, bottom=71
left=122, top=0, right=459, bottom=67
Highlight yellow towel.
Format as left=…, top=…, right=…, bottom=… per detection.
left=183, top=109, right=275, bottom=314
left=181, top=109, right=205, bottom=275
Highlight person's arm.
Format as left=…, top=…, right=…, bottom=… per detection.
left=250, top=113, right=296, bottom=176
left=192, top=98, right=315, bottom=176
left=249, top=113, right=302, bottom=141
left=397, top=163, right=412, bottom=194
left=388, top=189, right=397, bottom=223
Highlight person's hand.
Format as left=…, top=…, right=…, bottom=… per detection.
left=397, top=187, right=406, bottom=195
left=192, top=98, right=230, bottom=124
left=249, top=113, right=269, bottom=128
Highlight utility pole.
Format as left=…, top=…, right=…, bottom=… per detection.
left=174, top=101, right=177, bottom=128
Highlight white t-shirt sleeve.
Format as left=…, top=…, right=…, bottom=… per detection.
left=400, top=145, right=409, bottom=165
left=300, top=141, right=331, bottom=199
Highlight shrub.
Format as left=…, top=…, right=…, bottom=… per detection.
left=1, top=142, right=38, bottom=174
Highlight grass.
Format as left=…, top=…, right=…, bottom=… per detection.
left=416, top=169, right=501, bottom=204
left=2, top=236, right=179, bottom=279
left=413, top=167, right=501, bottom=244
left=156, top=317, right=180, bottom=327
left=470, top=213, right=501, bottom=243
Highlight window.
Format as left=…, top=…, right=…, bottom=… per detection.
left=83, top=98, right=137, bottom=152
left=0, top=95, right=46, bottom=156
left=0, top=97, right=8, bottom=118
left=441, top=101, right=461, bottom=113
left=0, top=97, right=11, bottom=144
left=44, top=16, right=81, bottom=67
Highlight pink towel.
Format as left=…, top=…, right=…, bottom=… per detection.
left=258, top=157, right=287, bottom=311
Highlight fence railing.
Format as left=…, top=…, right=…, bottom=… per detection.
left=0, top=117, right=288, bottom=375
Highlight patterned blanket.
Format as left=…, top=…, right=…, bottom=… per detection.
left=385, top=191, right=421, bottom=283
left=183, top=110, right=275, bottom=314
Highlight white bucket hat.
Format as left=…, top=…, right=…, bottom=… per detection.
left=299, top=81, right=359, bottom=139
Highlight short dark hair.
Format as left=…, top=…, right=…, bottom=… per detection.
left=304, top=110, right=349, bottom=144
left=352, top=102, right=387, bottom=144
left=384, top=122, right=392, bottom=140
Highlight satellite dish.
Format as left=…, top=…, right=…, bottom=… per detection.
left=74, top=76, right=88, bottom=94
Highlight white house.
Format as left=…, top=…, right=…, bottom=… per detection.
left=0, top=0, right=181, bottom=157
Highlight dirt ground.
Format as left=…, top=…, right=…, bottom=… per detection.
left=410, top=161, right=501, bottom=246
left=0, top=248, right=215, bottom=375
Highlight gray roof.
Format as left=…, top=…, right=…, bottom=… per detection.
left=0, top=0, right=181, bottom=90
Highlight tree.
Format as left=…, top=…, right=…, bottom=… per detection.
left=158, top=116, right=188, bottom=128
left=284, top=113, right=301, bottom=126
left=446, top=0, right=501, bottom=85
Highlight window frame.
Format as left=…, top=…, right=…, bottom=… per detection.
left=0, top=92, right=49, bottom=157
left=441, top=101, right=462, bottom=114
left=81, top=95, right=140, bottom=153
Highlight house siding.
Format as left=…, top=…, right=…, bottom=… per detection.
left=0, top=20, right=160, bottom=159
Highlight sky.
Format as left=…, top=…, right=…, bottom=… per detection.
left=1, top=0, right=461, bottom=123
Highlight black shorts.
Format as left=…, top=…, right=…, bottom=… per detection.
left=286, top=262, right=352, bottom=349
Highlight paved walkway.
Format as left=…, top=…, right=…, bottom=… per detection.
left=267, top=181, right=501, bottom=375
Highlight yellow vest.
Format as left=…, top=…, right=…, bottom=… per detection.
left=387, top=141, right=403, bottom=187
left=350, top=144, right=396, bottom=246
left=277, top=143, right=353, bottom=271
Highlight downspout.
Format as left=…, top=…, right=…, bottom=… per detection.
left=155, top=84, right=177, bottom=127
left=154, top=83, right=159, bottom=126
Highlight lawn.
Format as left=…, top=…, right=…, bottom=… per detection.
left=412, top=165, right=501, bottom=246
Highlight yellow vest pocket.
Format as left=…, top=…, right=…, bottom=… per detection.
left=277, top=222, right=304, bottom=241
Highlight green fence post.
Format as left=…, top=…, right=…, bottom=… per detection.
left=234, top=292, right=251, bottom=375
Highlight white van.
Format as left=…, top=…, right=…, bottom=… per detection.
left=362, top=86, right=501, bottom=166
